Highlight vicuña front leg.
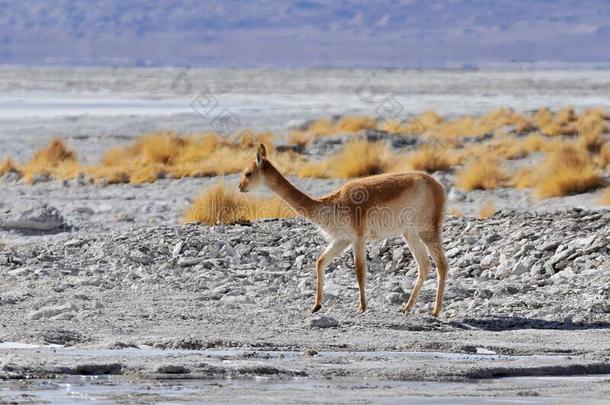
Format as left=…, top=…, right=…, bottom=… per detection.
left=400, top=230, right=432, bottom=313
left=312, top=239, right=350, bottom=313
left=420, top=233, right=449, bottom=317
left=353, top=238, right=367, bottom=314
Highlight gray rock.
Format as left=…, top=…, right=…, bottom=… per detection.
left=392, top=247, right=405, bottom=263
left=294, top=255, right=306, bottom=270
left=73, top=206, right=95, bottom=215
left=446, top=247, right=462, bottom=259
left=156, top=365, right=190, bottom=374
left=549, top=247, right=575, bottom=266
left=28, top=303, right=75, bottom=320
left=540, top=241, right=561, bottom=252
left=1, top=203, right=67, bottom=231
left=474, top=289, right=493, bottom=300
left=177, top=257, right=204, bottom=267
left=172, top=241, right=185, bottom=257
left=130, top=250, right=153, bottom=265
left=484, top=233, right=502, bottom=244
left=512, top=260, right=531, bottom=276
left=220, top=293, right=253, bottom=305
left=385, top=292, right=404, bottom=305
left=309, top=316, right=339, bottom=328
left=448, top=188, right=466, bottom=202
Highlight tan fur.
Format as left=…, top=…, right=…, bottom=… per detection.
left=240, top=145, right=449, bottom=316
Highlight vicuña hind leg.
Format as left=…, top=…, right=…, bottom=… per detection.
left=353, top=237, right=367, bottom=314
left=400, top=229, right=432, bottom=313
left=312, top=239, right=350, bottom=313
left=420, top=231, right=448, bottom=317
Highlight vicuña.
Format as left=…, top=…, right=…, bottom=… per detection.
left=239, top=144, right=448, bottom=316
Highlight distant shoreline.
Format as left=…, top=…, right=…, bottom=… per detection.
left=2, top=63, right=610, bottom=71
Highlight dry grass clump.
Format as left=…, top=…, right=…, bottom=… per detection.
left=288, top=116, right=376, bottom=145
left=380, top=111, right=444, bottom=135
left=0, top=158, right=21, bottom=177
left=298, top=140, right=394, bottom=178
left=336, top=116, right=377, bottom=133
left=478, top=201, right=497, bottom=219
left=378, top=119, right=412, bottom=134
left=182, top=181, right=294, bottom=225
left=21, top=138, right=81, bottom=182
left=597, top=143, right=610, bottom=169
left=406, top=145, right=453, bottom=172
left=479, top=136, right=528, bottom=160
left=535, top=107, right=577, bottom=136
left=573, top=109, right=609, bottom=155
left=533, top=145, right=605, bottom=198
left=89, top=131, right=304, bottom=184
left=511, top=167, right=535, bottom=190
left=427, top=108, right=533, bottom=141
left=520, top=133, right=550, bottom=153
left=456, top=156, right=509, bottom=191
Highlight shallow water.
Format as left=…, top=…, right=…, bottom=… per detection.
left=2, top=375, right=609, bottom=404
left=2, top=345, right=609, bottom=403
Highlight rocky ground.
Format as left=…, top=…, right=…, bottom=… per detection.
left=1, top=204, right=609, bottom=391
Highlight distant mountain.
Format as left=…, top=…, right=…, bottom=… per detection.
left=1, top=0, right=610, bottom=67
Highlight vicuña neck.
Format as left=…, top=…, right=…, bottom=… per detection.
left=262, top=161, right=320, bottom=219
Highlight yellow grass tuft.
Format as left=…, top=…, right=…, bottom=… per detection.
left=427, top=108, right=532, bottom=141
left=415, top=111, right=444, bottom=129
left=89, top=131, right=306, bottom=184
left=307, top=117, right=335, bottom=136
left=0, top=158, right=21, bottom=177
left=456, top=157, right=509, bottom=191
left=21, top=138, right=80, bottom=182
left=182, top=181, right=295, bottom=225
left=298, top=140, right=393, bottom=178
left=335, top=115, right=377, bottom=133
left=381, top=111, right=444, bottom=134
left=511, top=167, right=535, bottom=189
left=234, top=130, right=275, bottom=149
left=538, top=107, right=583, bottom=136
left=133, top=131, right=188, bottom=165
left=534, top=145, right=604, bottom=198
left=478, top=201, right=497, bottom=219
left=406, top=145, right=453, bottom=172
left=597, top=143, right=610, bottom=169
left=555, top=107, right=577, bottom=126
left=288, top=116, right=376, bottom=145
left=534, top=107, right=553, bottom=128
left=520, top=133, right=549, bottom=153
left=378, top=119, right=412, bottom=134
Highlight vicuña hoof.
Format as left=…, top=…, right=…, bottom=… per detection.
left=311, top=304, right=321, bottom=313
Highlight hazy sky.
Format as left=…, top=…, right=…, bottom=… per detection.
left=2, top=0, right=610, bottom=67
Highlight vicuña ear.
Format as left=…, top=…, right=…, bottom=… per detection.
left=256, top=144, right=267, bottom=166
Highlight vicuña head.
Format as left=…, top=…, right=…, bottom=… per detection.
left=239, top=144, right=449, bottom=317
left=238, top=143, right=268, bottom=193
